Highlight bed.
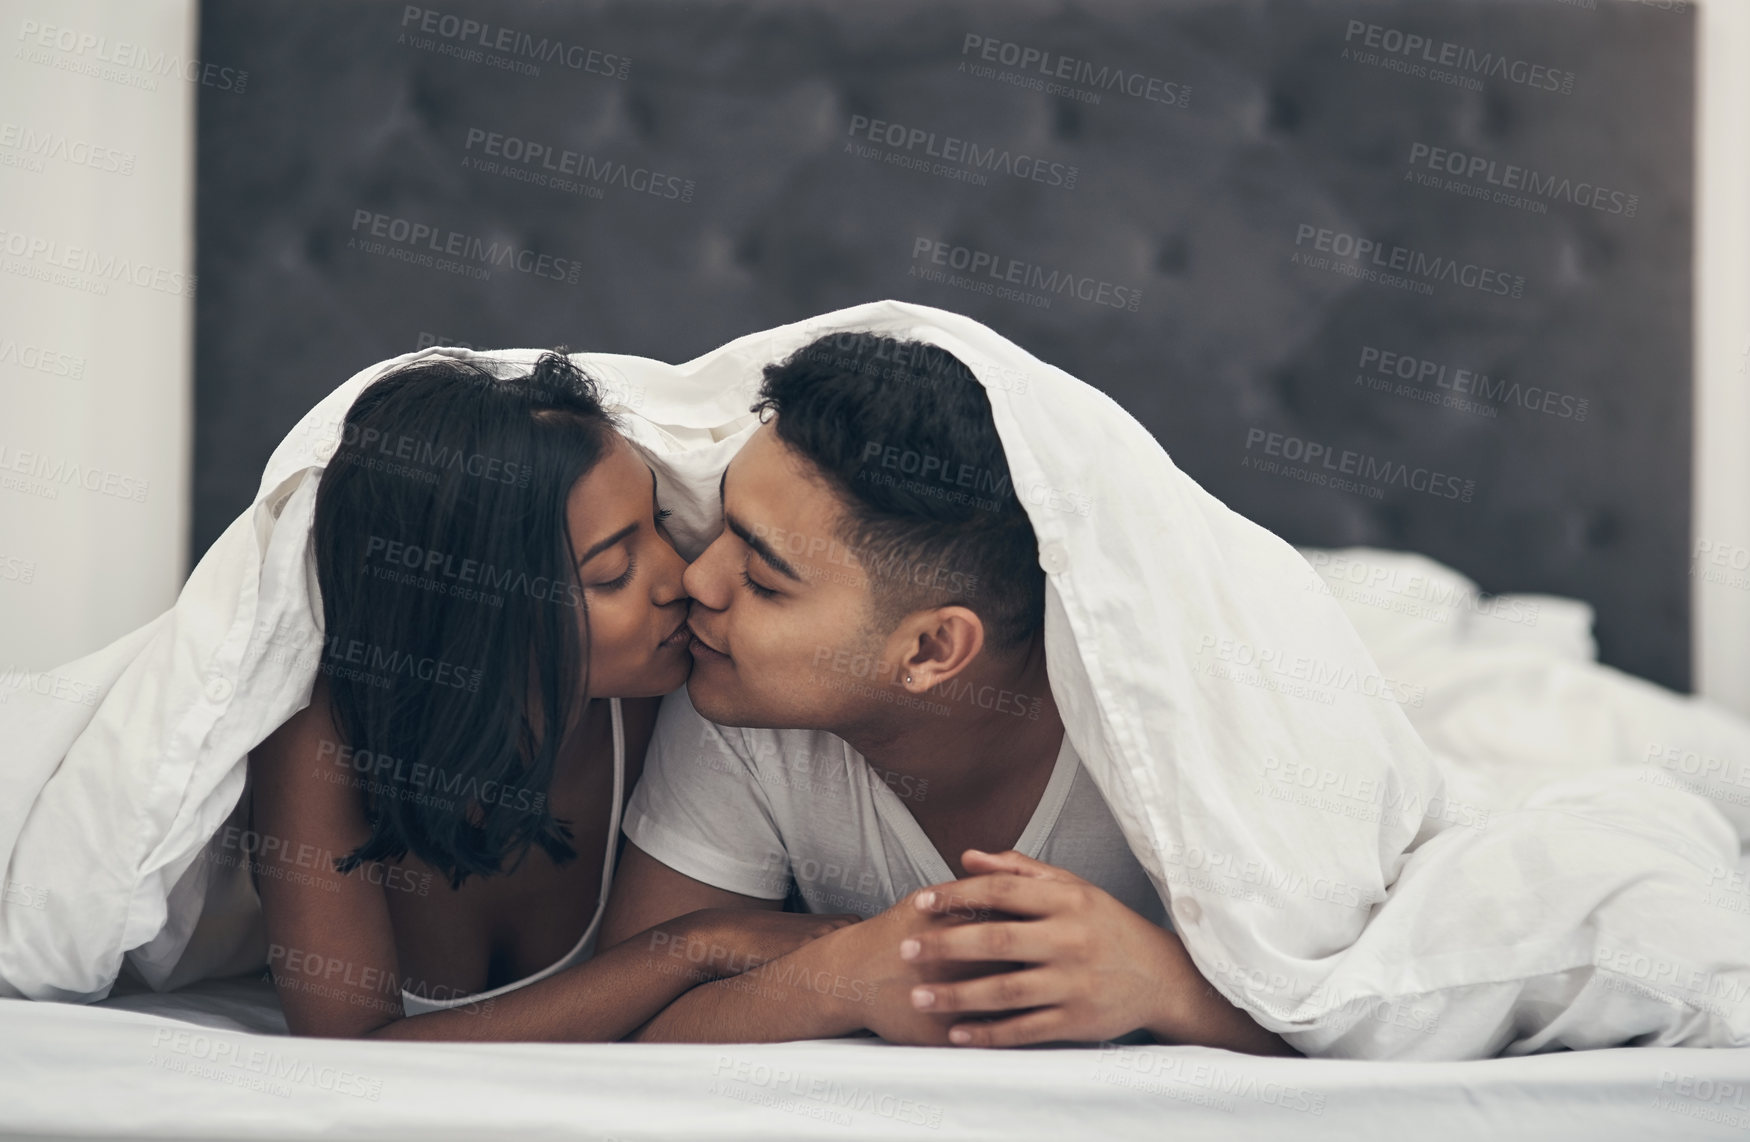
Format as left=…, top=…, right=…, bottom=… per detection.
left=2, top=0, right=1734, bottom=1136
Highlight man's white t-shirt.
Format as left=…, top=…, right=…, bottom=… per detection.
left=623, top=688, right=1170, bottom=928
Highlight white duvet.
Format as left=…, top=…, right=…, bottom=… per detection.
left=2, top=300, right=1747, bottom=1059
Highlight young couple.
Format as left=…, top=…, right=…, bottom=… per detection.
left=248, top=331, right=1293, bottom=1055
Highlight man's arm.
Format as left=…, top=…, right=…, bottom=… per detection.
left=603, top=843, right=885, bottom=1042
left=600, top=840, right=782, bottom=947
left=613, top=859, right=1001, bottom=1045
left=625, top=920, right=874, bottom=1042
left=602, top=842, right=855, bottom=1041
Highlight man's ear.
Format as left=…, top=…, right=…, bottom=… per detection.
left=891, top=606, right=985, bottom=692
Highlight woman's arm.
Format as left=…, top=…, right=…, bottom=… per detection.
left=249, top=683, right=419, bottom=1037
left=251, top=684, right=847, bottom=1041
left=365, top=907, right=853, bottom=1041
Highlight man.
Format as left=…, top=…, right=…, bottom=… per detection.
left=601, top=332, right=1292, bottom=1054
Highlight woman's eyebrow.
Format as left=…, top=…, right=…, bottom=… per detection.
left=576, top=522, right=637, bottom=568
left=576, top=468, right=663, bottom=570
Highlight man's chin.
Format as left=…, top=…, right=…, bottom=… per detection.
left=684, top=671, right=749, bottom=726
left=684, top=675, right=837, bottom=732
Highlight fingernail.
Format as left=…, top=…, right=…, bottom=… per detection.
left=917, top=891, right=937, bottom=910
left=966, top=848, right=987, bottom=856
left=899, top=939, right=920, bottom=960
left=911, top=987, right=935, bottom=1009
left=949, top=1028, right=971, bottom=1044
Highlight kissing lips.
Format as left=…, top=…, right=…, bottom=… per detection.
left=658, top=615, right=691, bottom=649
left=687, top=621, right=730, bottom=662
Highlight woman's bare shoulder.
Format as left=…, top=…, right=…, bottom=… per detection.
left=249, top=678, right=363, bottom=829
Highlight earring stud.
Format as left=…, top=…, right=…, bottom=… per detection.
left=905, top=673, right=913, bottom=684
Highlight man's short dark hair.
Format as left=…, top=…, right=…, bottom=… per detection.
left=751, top=331, right=1045, bottom=649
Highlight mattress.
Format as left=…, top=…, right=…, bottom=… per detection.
left=0, top=973, right=1747, bottom=1142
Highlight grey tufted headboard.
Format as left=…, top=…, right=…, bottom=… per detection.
left=194, top=0, right=1696, bottom=690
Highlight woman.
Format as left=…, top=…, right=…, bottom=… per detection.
left=248, top=350, right=848, bottom=1039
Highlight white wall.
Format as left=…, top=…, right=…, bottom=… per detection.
left=1694, top=0, right=1750, bottom=714
left=0, top=0, right=196, bottom=670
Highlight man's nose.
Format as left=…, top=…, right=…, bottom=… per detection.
left=681, top=536, right=729, bottom=610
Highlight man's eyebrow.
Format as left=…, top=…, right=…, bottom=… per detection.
left=725, top=512, right=804, bottom=582
left=577, top=522, right=637, bottom=568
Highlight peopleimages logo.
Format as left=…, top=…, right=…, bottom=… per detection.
left=1406, top=142, right=1638, bottom=218
left=0, top=122, right=135, bottom=175
left=349, top=209, right=582, bottom=284
left=845, top=114, right=1078, bottom=189
left=958, top=33, right=1190, bottom=108
left=0, top=554, right=36, bottom=585
left=0, top=665, right=101, bottom=706
left=0, top=227, right=195, bottom=297
left=709, top=1057, right=942, bottom=1129
left=462, top=128, right=694, bottom=201
left=0, top=336, right=85, bottom=379
left=149, top=1027, right=382, bottom=1101
left=1095, top=1044, right=1328, bottom=1115
left=314, top=737, right=548, bottom=814
left=1356, top=345, right=1589, bottom=422
left=1341, top=19, right=1575, bottom=95
left=1293, top=224, right=1525, bottom=299
left=363, top=535, right=583, bottom=608
left=398, top=6, right=629, bottom=79
left=0, top=441, right=149, bottom=502
left=1242, top=428, right=1477, bottom=503
left=329, top=419, right=534, bottom=487
left=319, top=635, right=483, bottom=694
left=910, top=237, right=1143, bottom=312
left=15, top=19, right=248, bottom=93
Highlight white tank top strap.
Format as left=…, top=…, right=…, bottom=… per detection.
left=400, top=697, right=625, bottom=1016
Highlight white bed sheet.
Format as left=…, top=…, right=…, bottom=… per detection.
left=0, top=975, right=1747, bottom=1142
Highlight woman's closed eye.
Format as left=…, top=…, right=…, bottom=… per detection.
left=592, top=507, right=672, bottom=591
left=594, top=555, right=637, bottom=591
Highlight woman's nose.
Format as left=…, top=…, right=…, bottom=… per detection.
left=651, top=535, right=690, bottom=607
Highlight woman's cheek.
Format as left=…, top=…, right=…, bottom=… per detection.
left=581, top=593, right=616, bottom=659
left=584, top=595, right=638, bottom=671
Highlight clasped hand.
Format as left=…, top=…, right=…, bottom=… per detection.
left=851, top=849, right=1195, bottom=1048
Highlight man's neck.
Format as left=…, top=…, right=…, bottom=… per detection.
left=837, top=639, right=1065, bottom=876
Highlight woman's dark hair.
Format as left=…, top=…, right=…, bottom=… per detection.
left=311, top=350, right=616, bottom=887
